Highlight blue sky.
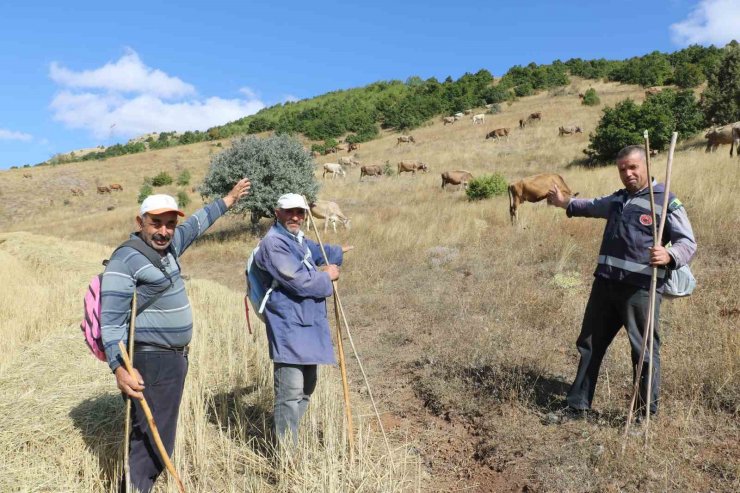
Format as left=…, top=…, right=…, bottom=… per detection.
left=1, top=0, right=738, bottom=169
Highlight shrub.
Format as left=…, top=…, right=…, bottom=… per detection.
left=176, top=190, right=191, bottom=208
left=672, top=62, right=705, bottom=88
left=486, top=104, right=502, bottom=114
left=151, top=172, right=173, bottom=187
left=466, top=174, right=508, bottom=201
left=383, top=160, right=395, bottom=176
left=514, top=82, right=534, bottom=97
left=138, top=183, right=154, bottom=204
left=176, top=169, right=191, bottom=186
left=200, top=134, right=319, bottom=224
left=581, top=88, right=600, bottom=106
left=701, top=41, right=740, bottom=125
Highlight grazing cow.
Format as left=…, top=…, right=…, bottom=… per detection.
left=558, top=126, right=583, bottom=136
left=645, top=87, right=661, bottom=97
left=519, top=118, right=526, bottom=129
left=441, top=170, right=473, bottom=190
left=443, top=116, right=456, bottom=125
left=323, top=146, right=337, bottom=155
left=578, top=93, right=585, bottom=99
left=308, top=200, right=351, bottom=233
left=486, top=128, right=510, bottom=140
left=397, top=160, right=429, bottom=175
left=471, top=113, right=485, bottom=125
left=22, top=173, right=32, bottom=178
left=335, top=143, right=347, bottom=151
left=109, top=183, right=123, bottom=191
left=338, top=156, right=360, bottom=167
left=649, top=149, right=659, bottom=157
left=464, top=109, right=473, bottom=115
left=396, top=135, right=416, bottom=145
left=484, top=103, right=494, bottom=109
left=360, top=165, right=384, bottom=181
left=70, top=187, right=84, bottom=196
left=508, top=173, right=576, bottom=225
left=454, top=112, right=464, bottom=120
left=527, top=112, right=542, bottom=123
left=312, top=151, right=321, bottom=157
left=322, top=163, right=346, bottom=179
left=705, top=123, right=740, bottom=156
left=348, top=142, right=360, bottom=152
left=97, top=186, right=112, bottom=194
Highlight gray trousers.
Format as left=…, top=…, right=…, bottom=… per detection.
left=273, top=363, right=318, bottom=445
left=567, top=277, right=661, bottom=415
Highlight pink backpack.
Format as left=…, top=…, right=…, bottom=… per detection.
left=80, top=237, right=173, bottom=362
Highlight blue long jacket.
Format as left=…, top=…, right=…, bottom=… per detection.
left=254, top=223, right=343, bottom=365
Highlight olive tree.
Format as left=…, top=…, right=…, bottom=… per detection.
left=200, top=134, right=319, bottom=224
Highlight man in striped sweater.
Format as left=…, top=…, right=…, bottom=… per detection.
left=101, top=178, right=250, bottom=492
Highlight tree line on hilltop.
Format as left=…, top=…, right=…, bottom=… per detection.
left=24, top=42, right=739, bottom=169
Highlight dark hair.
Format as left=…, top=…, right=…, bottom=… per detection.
left=616, top=145, right=646, bottom=162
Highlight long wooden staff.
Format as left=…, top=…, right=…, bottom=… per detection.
left=303, top=203, right=355, bottom=462
left=118, top=341, right=186, bottom=493
left=623, top=132, right=678, bottom=447
left=123, top=290, right=137, bottom=493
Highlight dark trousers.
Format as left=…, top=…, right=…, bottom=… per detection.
left=120, top=350, right=188, bottom=493
left=567, top=277, right=661, bottom=415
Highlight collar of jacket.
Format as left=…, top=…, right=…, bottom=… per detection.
left=273, top=221, right=305, bottom=245
left=624, top=179, right=664, bottom=198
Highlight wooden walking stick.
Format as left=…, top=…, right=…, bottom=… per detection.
left=118, top=341, right=187, bottom=493
left=623, top=132, right=678, bottom=447
left=303, top=201, right=355, bottom=462
left=123, top=290, right=137, bottom=493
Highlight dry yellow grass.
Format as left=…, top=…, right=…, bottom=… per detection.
left=0, top=77, right=738, bottom=491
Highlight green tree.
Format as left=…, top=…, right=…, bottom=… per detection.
left=672, top=62, right=706, bottom=88
left=200, top=135, right=319, bottom=224
left=701, top=41, right=740, bottom=125
left=582, top=88, right=600, bottom=106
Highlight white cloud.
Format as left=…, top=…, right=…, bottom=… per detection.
left=671, top=0, right=740, bottom=46
left=49, top=50, right=265, bottom=139
left=283, top=94, right=299, bottom=103
left=0, top=129, right=32, bottom=142
left=50, top=48, right=195, bottom=99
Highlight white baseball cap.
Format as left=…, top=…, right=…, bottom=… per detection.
left=276, top=193, right=309, bottom=210
left=140, top=194, right=185, bottom=217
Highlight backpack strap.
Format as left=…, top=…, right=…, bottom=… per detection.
left=106, top=235, right=175, bottom=316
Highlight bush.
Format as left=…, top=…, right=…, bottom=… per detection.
left=176, top=190, right=191, bottom=208
left=701, top=41, right=740, bottom=125
left=466, top=174, right=508, bottom=201
left=200, top=134, right=319, bottom=224
left=586, top=89, right=703, bottom=162
left=672, top=63, right=705, bottom=88
left=486, top=103, right=502, bottom=114
left=151, top=172, right=173, bottom=187
left=176, top=169, right=191, bottom=186
left=383, top=160, right=395, bottom=176
left=581, top=88, right=600, bottom=106
left=138, top=183, right=154, bottom=204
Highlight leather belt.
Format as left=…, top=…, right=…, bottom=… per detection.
left=134, top=342, right=189, bottom=356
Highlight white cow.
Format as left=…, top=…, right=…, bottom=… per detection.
left=472, top=113, right=485, bottom=125
left=308, top=200, right=351, bottom=233
left=322, top=163, right=346, bottom=179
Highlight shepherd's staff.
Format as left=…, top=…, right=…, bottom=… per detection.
left=622, top=131, right=678, bottom=448
left=118, top=341, right=186, bottom=493
left=303, top=198, right=393, bottom=463
left=123, top=290, right=137, bottom=493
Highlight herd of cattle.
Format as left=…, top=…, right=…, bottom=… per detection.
left=66, top=184, right=123, bottom=196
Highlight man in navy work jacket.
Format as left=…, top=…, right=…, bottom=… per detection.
left=101, top=178, right=250, bottom=492
left=253, top=193, right=352, bottom=445
left=548, top=145, right=696, bottom=420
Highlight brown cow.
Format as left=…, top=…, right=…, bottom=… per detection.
left=705, top=123, right=740, bottom=156
left=519, top=118, right=526, bottom=129
left=97, top=186, right=112, bottom=194
left=397, top=160, right=428, bottom=175
left=22, top=173, right=32, bottom=178
left=348, top=142, right=360, bottom=152
left=396, top=135, right=416, bottom=145
left=360, top=165, right=384, bottom=181
left=441, top=170, right=473, bottom=189
left=508, top=173, right=576, bottom=225
left=109, top=183, right=123, bottom=191
left=486, top=128, right=510, bottom=140
left=527, top=112, right=542, bottom=123
left=645, top=87, right=661, bottom=97
left=70, top=187, right=84, bottom=196
left=443, top=116, right=456, bottom=125
left=558, top=125, right=583, bottom=136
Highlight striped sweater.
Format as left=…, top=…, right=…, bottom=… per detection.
left=100, top=199, right=227, bottom=371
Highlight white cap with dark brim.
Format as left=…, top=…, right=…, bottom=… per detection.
left=140, top=194, right=185, bottom=217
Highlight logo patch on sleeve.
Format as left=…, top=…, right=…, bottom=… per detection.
left=640, top=214, right=653, bottom=226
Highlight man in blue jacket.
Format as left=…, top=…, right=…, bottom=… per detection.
left=548, top=145, right=696, bottom=420
left=253, top=193, right=352, bottom=445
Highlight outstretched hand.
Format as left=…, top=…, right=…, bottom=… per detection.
left=342, top=245, right=354, bottom=253
left=547, top=185, right=569, bottom=209
left=223, top=178, right=252, bottom=209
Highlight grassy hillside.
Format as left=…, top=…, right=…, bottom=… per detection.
left=0, top=78, right=737, bottom=492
